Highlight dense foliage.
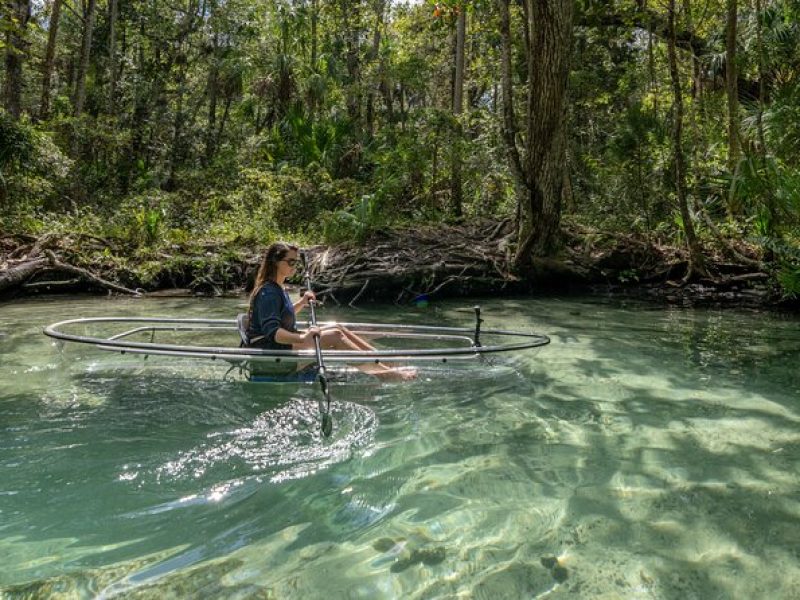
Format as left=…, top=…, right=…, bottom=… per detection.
left=1, top=0, right=799, bottom=294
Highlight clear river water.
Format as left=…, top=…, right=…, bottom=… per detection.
left=1, top=295, right=799, bottom=599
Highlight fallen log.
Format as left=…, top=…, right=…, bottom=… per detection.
left=22, top=278, right=82, bottom=290
left=0, top=250, right=144, bottom=296
left=0, top=258, right=49, bottom=293
left=727, top=272, right=770, bottom=282
left=43, top=251, right=142, bottom=296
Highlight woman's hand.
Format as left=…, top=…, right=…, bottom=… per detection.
left=300, top=290, right=317, bottom=307
left=303, top=326, right=321, bottom=341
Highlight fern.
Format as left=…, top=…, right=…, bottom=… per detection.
left=777, top=264, right=800, bottom=299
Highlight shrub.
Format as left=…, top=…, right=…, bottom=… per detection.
left=0, top=113, right=73, bottom=225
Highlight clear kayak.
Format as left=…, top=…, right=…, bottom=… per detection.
left=43, top=314, right=550, bottom=365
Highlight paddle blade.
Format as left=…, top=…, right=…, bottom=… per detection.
left=321, top=413, right=333, bottom=437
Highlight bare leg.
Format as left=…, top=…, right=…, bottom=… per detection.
left=319, top=324, right=413, bottom=373
left=319, top=324, right=376, bottom=352
left=294, top=327, right=416, bottom=381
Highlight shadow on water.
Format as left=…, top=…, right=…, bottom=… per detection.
left=488, top=304, right=800, bottom=598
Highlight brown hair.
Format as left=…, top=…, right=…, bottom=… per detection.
left=249, top=241, right=299, bottom=303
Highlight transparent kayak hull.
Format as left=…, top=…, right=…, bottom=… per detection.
left=43, top=316, right=550, bottom=364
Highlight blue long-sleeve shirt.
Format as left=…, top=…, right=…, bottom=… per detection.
left=248, top=282, right=296, bottom=349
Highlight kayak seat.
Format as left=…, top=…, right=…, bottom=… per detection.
left=236, top=313, right=250, bottom=347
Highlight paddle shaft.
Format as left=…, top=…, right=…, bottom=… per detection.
left=307, top=294, right=326, bottom=376
left=302, top=255, right=332, bottom=435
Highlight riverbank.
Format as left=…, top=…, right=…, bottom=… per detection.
left=1, top=221, right=796, bottom=311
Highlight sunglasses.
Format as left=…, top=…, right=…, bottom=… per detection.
left=282, top=258, right=300, bottom=267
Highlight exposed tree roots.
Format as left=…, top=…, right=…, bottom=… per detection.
left=0, top=222, right=788, bottom=309
left=303, top=219, right=524, bottom=305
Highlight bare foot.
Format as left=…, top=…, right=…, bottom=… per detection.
left=376, top=366, right=418, bottom=381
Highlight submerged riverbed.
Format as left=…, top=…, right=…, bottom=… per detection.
left=1, top=295, right=799, bottom=598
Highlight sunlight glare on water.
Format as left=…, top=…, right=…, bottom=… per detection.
left=1, top=295, right=799, bottom=599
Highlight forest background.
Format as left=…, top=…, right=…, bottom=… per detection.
left=1, top=0, right=799, bottom=302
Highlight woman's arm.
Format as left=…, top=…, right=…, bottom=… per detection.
left=253, top=288, right=283, bottom=344
left=293, top=290, right=316, bottom=314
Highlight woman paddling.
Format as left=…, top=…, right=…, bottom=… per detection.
left=247, top=242, right=416, bottom=381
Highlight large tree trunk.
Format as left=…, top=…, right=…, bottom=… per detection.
left=123, top=17, right=149, bottom=191
left=453, top=5, right=467, bottom=135
left=107, top=0, right=119, bottom=112
left=4, top=0, right=31, bottom=118
left=754, top=0, right=766, bottom=156
left=450, top=3, right=467, bottom=218
left=683, top=0, right=705, bottom=228
left=343, top=2, right=363, bottom=132
left=166, top=59, right=188, bottom=190
left=497, top=0, right=526, bottom=236
left=204, top=34, right=220, bottom=165
left=308, top=0, right=319, bottom=119
left=39, top=0, right=62, bottom=119
left=216, top=92, right=232, bottom=149
left=725, top=0, right=739, bottom=174
left=667, top=0, right=707, bottom=280
left=497, top=0, right=524, bottom=187
left=753, top=0, right=776, bottom=236
left=365, top=2, right=384, bottom=138
left=498, top=0, right=573, bottom=269
left=310, top=0, right=318, bottom=68
left=0, top=258, right=48, bottom=293
left=73, top=0, right=97, bottom=117
left=647, top=13, right=658, bottom=118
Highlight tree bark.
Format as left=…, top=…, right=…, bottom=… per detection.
left=648, top=15, right=658, bottom=118
left=107, top=0, right=119, bottom=112
left=497, top=0, right=525, bottom=191
left=453, top=4, right=466, bottom=132
left=44, top=250, right=142, bottom=295
left=683, top=0, right=705, bottom=237
left=365, top=2, right=384, bottom=137
left=205, top=33, right=220, bottom=165
left=73, top=0, right=97, bottom=117
left=0, top=258, right=47, bottom=293
left=311, top=0, right=319, bottom=68
left=342, top=1, right=363, bottom=134
left=39, top=0, right=62, bottom=119
left=725, top=0, right=739, bottom=174
left=450, top=3, right=467, bottom=218
left=308, top=0, right=320, bottom=119
left=125, top=17, right=146, bottom=188
left=667, top=0, right=708, bottom=280
left=398, top=83, right=406, bottom=129
left=379, top=76, right=394, bottom=124
left=753, top=0, right=776, bottom=236
left=216, top=92, right=233, bottom=150
left=166, top=57, right=189, bottom=190
left=754, top=0, right=766, bottom=156
left=4, top=0, right=31, bottom=118
left=497, top=0, right=573, bottom=269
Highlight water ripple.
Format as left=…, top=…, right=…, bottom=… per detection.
left=155, top=397, right=378, bottom=488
